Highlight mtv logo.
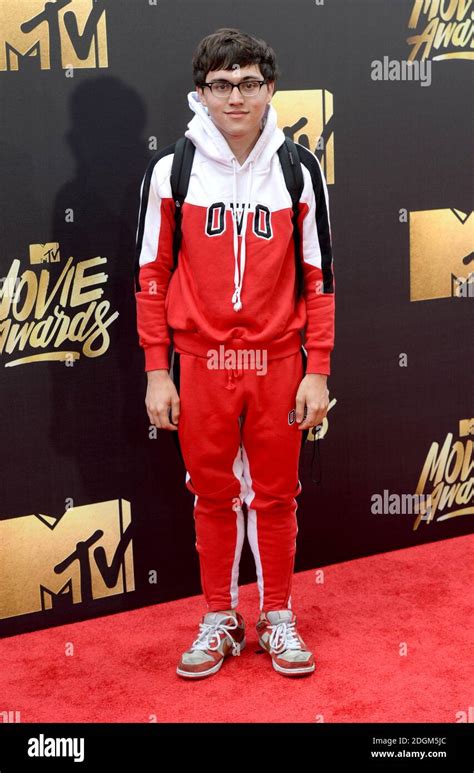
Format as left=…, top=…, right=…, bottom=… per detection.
left=0, top=499, right=135, bottom=620
left=29, top=243, right=61, bottom=264
left=272, top=89, right=335, bottom=184
left=409, top=209, right=474, bottom=301
left=0, top=0, right=108, bottom=72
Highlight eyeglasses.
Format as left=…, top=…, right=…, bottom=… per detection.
left=203, top=79, right=267, bottom=98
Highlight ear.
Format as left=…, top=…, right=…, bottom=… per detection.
left=196, top=86, right=207, bottom=106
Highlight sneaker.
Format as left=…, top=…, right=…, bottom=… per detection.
left=176, top=610, right=246, bottom=679
left=256, top=609, right=315, bottom=676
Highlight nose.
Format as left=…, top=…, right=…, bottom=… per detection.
left=228, top=84, right=245, bottom=103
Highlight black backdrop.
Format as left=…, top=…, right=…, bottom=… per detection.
left=0, top=0, right=472, bottom=637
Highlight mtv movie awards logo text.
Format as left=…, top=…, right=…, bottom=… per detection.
left=413, top=419, right=473, bottom=530
left=0, top=243, right=118, bottom=367
left=407, top=0, right=474, bottom=61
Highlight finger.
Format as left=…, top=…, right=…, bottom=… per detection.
left=295, top=393, right=306, bottom=423
left=146, top=406, right=161, bottom=429
left=160, top=405, right=178, bottom=432
left=148, top=412, right=163, bottom=430
left=157, top=404, right=177, bottom=431
left=300, top=408, right=327, bottom=430
left=170, top=397, right=180, bottom=425
left=298, top=407, right=322, bottom=430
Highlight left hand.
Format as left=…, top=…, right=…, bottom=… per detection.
left=295, top=374, right=329, bottom=431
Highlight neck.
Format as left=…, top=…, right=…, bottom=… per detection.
left=221, top=124, right=263, bottom=166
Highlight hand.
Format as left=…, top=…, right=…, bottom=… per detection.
left=145, top=370, right=180, bottom=431
left=295, top=373, right=329, bottom=431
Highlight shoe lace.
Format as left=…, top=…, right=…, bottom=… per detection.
left=268, top=621, right=302, bottom=654
left=191, top=618, right=242, bottom=656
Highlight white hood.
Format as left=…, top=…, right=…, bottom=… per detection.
left=184, top=90, right=286, bottom=312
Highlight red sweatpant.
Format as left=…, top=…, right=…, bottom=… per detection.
left=173, top=347, right=305, bottom=613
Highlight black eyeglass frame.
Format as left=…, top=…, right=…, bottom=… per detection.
left=202, top=79, right=268, bottom=96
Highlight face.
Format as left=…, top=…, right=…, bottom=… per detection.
left=197, top=64, right=275, bottom=140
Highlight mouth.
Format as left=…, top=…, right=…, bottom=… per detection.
left=225, top=112, right=248, bottom=116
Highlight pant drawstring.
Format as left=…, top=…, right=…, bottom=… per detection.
left=225, top=367, right=243, bottom=391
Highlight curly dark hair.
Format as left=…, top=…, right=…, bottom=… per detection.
left=192, top=27, right=281, bottom=89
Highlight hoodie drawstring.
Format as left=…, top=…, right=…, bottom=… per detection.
left=185, top=92, right=280, bottom=312
left=231, top=158, right=253, bottom=312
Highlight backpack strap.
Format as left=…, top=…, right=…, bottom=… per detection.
left=170, top=136, right=304, bottom=298
left=170, top=136, right=196, bottom=271
left=277, top=137, right=305, bottom=300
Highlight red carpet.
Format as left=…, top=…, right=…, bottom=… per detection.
left=1, top=534, right=472, bottom=723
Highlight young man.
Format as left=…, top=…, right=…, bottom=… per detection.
left=134, top=28, right=335, bottom=679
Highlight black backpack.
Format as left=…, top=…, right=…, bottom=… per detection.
left=169, top=135, right=306, bottom=300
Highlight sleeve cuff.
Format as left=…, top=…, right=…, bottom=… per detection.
left=305, top=348, right=331, bottom=376
left=144, top=344, right=171, bottom=372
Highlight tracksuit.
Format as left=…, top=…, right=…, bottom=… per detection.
left=134, top=90, right=335, bottom=613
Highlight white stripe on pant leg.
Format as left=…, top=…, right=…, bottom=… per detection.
left=240, top=443, right=264, bottom=612
left=230, top=445, right=246, bottom=609
left=185, top=470, right=199, bottom=550
left=240, top=448, right=301, bottom=613
left=287, top=476, right=301, bottom=612
left=185, top=454, right=245, bottom=609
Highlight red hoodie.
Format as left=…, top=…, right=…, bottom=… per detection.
left=134, top=90, right=335, bottom=374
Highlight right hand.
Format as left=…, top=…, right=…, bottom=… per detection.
left=145, top=370, right=180, bottom=431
